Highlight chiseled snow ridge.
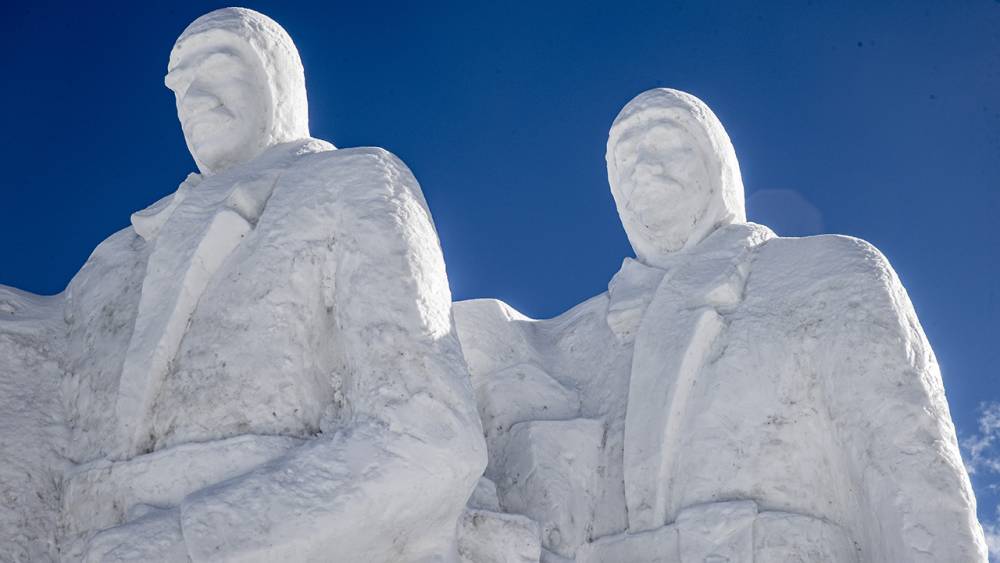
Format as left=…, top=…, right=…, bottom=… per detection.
left=454, top=88, right=986, bottom=562
left=0, top=286, right=67, bottom=562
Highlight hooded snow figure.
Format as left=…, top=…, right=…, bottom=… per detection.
left=606, top=88, right=745, bottom=264
left=165, top=8, right=309, bottom=175
left=1, top=7, right=489, bottom=562
left=452, top=88, right=986, bottom=562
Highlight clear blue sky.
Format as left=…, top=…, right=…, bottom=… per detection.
left=2, top=0, right=998, bottom=530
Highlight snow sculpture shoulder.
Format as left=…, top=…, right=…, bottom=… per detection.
left=0, top=7, right=486, bottom=561
left=453, top=88, right=987, bottom=561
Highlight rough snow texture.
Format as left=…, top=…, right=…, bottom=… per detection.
left=165, top=8, right=309, bottom=175
left=453, top=88, right=987, bottom=561
left=458, top=478, right=542, bottom=563
left=1, top=8, right=485, bottom=562
left=606, top=88, right=746, bottom=267
left=0, top=17, right=988, bottom=561
left=0, top=287, right=66, bottom=562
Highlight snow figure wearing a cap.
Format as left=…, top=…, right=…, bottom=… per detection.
left=453, top=89, right=986, bottom=561
left=47, top=8, right=485, bottom=561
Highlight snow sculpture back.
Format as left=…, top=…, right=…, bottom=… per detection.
left=454, top=88, right=988, bottom=562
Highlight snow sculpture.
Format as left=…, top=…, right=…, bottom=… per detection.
left=1, top=7, right=487, bottom=562
left=0, top=288, right=65, bottom=562
left=454, top=88, right=988, bottom=561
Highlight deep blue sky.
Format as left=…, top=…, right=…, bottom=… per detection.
left=2, top=0, right=998, bottom=529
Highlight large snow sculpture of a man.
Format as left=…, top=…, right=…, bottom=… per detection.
left=453, top=88, right=987, bottom=561
left=0, top=7, right=486, bottom=561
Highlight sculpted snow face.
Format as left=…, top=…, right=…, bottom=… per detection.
left=454, top=88, right=987, bottom=562
left=607, top=88, right=746, bottom=267
left=165, top=8, right=309, bottom=174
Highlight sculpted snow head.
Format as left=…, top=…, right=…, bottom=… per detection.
left=607, top=88, right=746, bottom=267
left=165, top=8, right=310, bottom=175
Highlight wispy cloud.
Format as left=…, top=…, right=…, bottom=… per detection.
left=963, top=402, right=1000, bottom=475
left=961, top=402, right=1000, bottom=561
left=985, top=517, right=1000, bottom=562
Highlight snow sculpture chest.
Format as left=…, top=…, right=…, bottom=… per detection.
left=63, top=141, right=349, bottom=467
left=61, top=144, right=346, bottom=542
left=119, top=145, right=339, bottom=457
left=622, top=224, right=859, bottom=547
left=118, top=167, right=277, bottom=454
left=624, top=225, right=756, bottom=532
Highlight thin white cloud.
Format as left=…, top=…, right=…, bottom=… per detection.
left=962, top=402, right=1000, bottom=475
left=961, top=402, right=1000, bottom=561
left=985, top=520, right=1000, bottom=562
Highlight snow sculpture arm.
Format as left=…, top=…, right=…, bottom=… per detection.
left=811, top=236, right=986, bottom=562
left=176, top=148, right=487, bottom=561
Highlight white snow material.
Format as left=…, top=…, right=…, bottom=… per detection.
left=674, top=501, right=757, bottom=561
left=61, top=434, right=302, bottom=547
left=458, top=476, right=543, bottom=562
left=0, top=8, right=487, bottom=561
left=753, top=510, right=858, bottom=562
left=575, top=524, right=679, bottom=563
left=115, top=139, right=330, bottom=458
left=130, top=174, right=201, bottom=241
left=623, top=223, right=762, bottom=532
left=497, top=419, right=604, bottom=558
left=576, top=501, right=857, bottom=562
left=458, top=509, right=542, bottom=563
left=166, top=8, right=309, bottom=175
left=454, top=298, right=543, bottom=379
left=117, top=203, right=252, bottom=457
left=454, top=88, right=987, bottom=561
left=0, top=19, right=987, bottom=560
left=468, top=477, right=504, bottom=512
left=0, top=287, right=66, bottom=562
left=606, top=88, right=746, bottom=268
left=64, top=142, right=486, bottom=561
left=605, top=257, right=666, bottom=342
left=477, top=363, right=580, bottom=475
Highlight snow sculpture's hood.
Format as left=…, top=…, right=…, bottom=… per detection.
left=167, top=8, right=309, bottom=174
left=606, top=88, right=746, bottom=268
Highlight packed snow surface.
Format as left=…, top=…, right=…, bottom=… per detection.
left=2, top=8, right=486, bottom=562
left=0, top=6, right=987, bottom=562
left=453, top=89, right=987, bottom=562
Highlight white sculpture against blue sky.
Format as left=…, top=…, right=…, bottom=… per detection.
left=2, top=8, right=486, bottom=562
left=0, top=7, right=988, bottom=563
left=454, top=88, right=987, bottom=561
